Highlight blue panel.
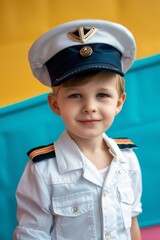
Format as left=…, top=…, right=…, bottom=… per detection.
left=0, top=54, right=160, bottom=239
left=107, top=54, right=160, bottom=227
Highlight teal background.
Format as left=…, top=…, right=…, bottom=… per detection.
left=1, top=54, right=160, bottom=240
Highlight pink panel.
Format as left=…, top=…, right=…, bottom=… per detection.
left=141, top=226, right=160, bottom=240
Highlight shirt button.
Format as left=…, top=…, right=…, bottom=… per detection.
left=117, top=169, right=122, bottom=175
left=71, top=207, right=78, bottom=213
left=105, top=232, right=111, bottom=239
left=103, top=191, right=108, bottom=197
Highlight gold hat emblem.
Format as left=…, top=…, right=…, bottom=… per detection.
left=67, top=26, right=97, bottom=43
left=80, top=46, right=93, bottom=57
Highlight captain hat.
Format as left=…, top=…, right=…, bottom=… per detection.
left=28, top=19, right=136, bottom=87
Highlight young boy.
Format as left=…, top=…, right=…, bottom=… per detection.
left=13, top=20, right=142, bottom=240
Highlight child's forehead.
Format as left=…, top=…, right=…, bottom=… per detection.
left=61, top=72, right=118, bottom=89
left=28, top=19, right=136, bottom=88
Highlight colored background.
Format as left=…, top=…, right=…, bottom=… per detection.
left=1, top=54, right=160, bottom=240
left=0, top=1, right=160, bottom=240
left=1, top=0, right=160, bottom=106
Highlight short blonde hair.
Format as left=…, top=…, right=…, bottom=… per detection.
left=52, top=71, right=125, bottom=96
left=117, top=74, right=125, bottom=96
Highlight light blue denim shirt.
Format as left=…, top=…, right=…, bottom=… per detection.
left=13, top=131, right=142, bottom=240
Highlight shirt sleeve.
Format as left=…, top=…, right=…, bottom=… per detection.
left=13, top=160, right=53, bottom=240
left=122, top=149, right=143, bottom=217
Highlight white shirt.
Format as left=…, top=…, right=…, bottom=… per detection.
left=99, top=165, right=110, bottom=180
left=13, top=131, right=142, bottom=240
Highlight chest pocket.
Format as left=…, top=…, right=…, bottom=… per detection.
left=52, top=191, right=96, bottom=240
left=118, top=185, right=134, bottom=229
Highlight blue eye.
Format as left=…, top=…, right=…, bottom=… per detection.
left=97, top=93, right=109, bottom=98
left=68, top=93, right=81, bottom=99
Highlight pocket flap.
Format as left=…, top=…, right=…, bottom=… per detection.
left=52, top=191, right=93, bottom=217
left=118, top=186, right=134, bottom=204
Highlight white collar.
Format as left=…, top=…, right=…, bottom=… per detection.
left=102, top=133, right=126, bottom=163
left=54, top=131, right=85, bottom=173
left=54, top=131, right=125, bottom=174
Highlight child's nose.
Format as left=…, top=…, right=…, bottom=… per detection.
left=82, top=99, right=97, bottom=113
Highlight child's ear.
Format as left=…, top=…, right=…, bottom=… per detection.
left=115, top=92, right=126, bottom=115
left=48, top=93, right=61, bottom=116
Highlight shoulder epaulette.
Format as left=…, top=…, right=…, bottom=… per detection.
left=113, top=138, right=137, bottom=149
left=27, top=143, right=56, bottom=163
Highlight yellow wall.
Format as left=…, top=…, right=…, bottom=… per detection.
left=1, top=0, right=160, bottom=106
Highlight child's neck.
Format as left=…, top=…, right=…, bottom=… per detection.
left=82, top=140, right=113, bottom=169
left=69, top=133, right=113, bottom=169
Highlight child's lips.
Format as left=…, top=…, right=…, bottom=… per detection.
left=78, top=119, right=101, bottom=125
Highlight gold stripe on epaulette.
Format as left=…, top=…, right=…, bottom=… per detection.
left=113, top=138, right=137, bottom=149
left=114, top=138, right=134, bottom=145
left=29, top=145, right=55, bottom=160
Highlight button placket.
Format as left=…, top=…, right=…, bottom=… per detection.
left=102, top=189, right=112, bottom=239
left=102, top=160, right=123, bottom=239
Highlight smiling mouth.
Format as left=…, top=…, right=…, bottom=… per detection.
left=78, top=119, right=100, bottom=125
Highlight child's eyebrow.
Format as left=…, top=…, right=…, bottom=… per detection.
left=63, top=87, right=80, bottom=91
left=63, top=87, right=114, bottom=92
left=63, top=84, right=89, bottom=91
left=97, top=87, right=113, bottom=92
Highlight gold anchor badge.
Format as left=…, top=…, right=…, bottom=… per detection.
left=67, top=26, right=97, bottom=43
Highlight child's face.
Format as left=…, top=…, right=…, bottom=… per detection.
left=48, top=72, right=126, bottom=141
